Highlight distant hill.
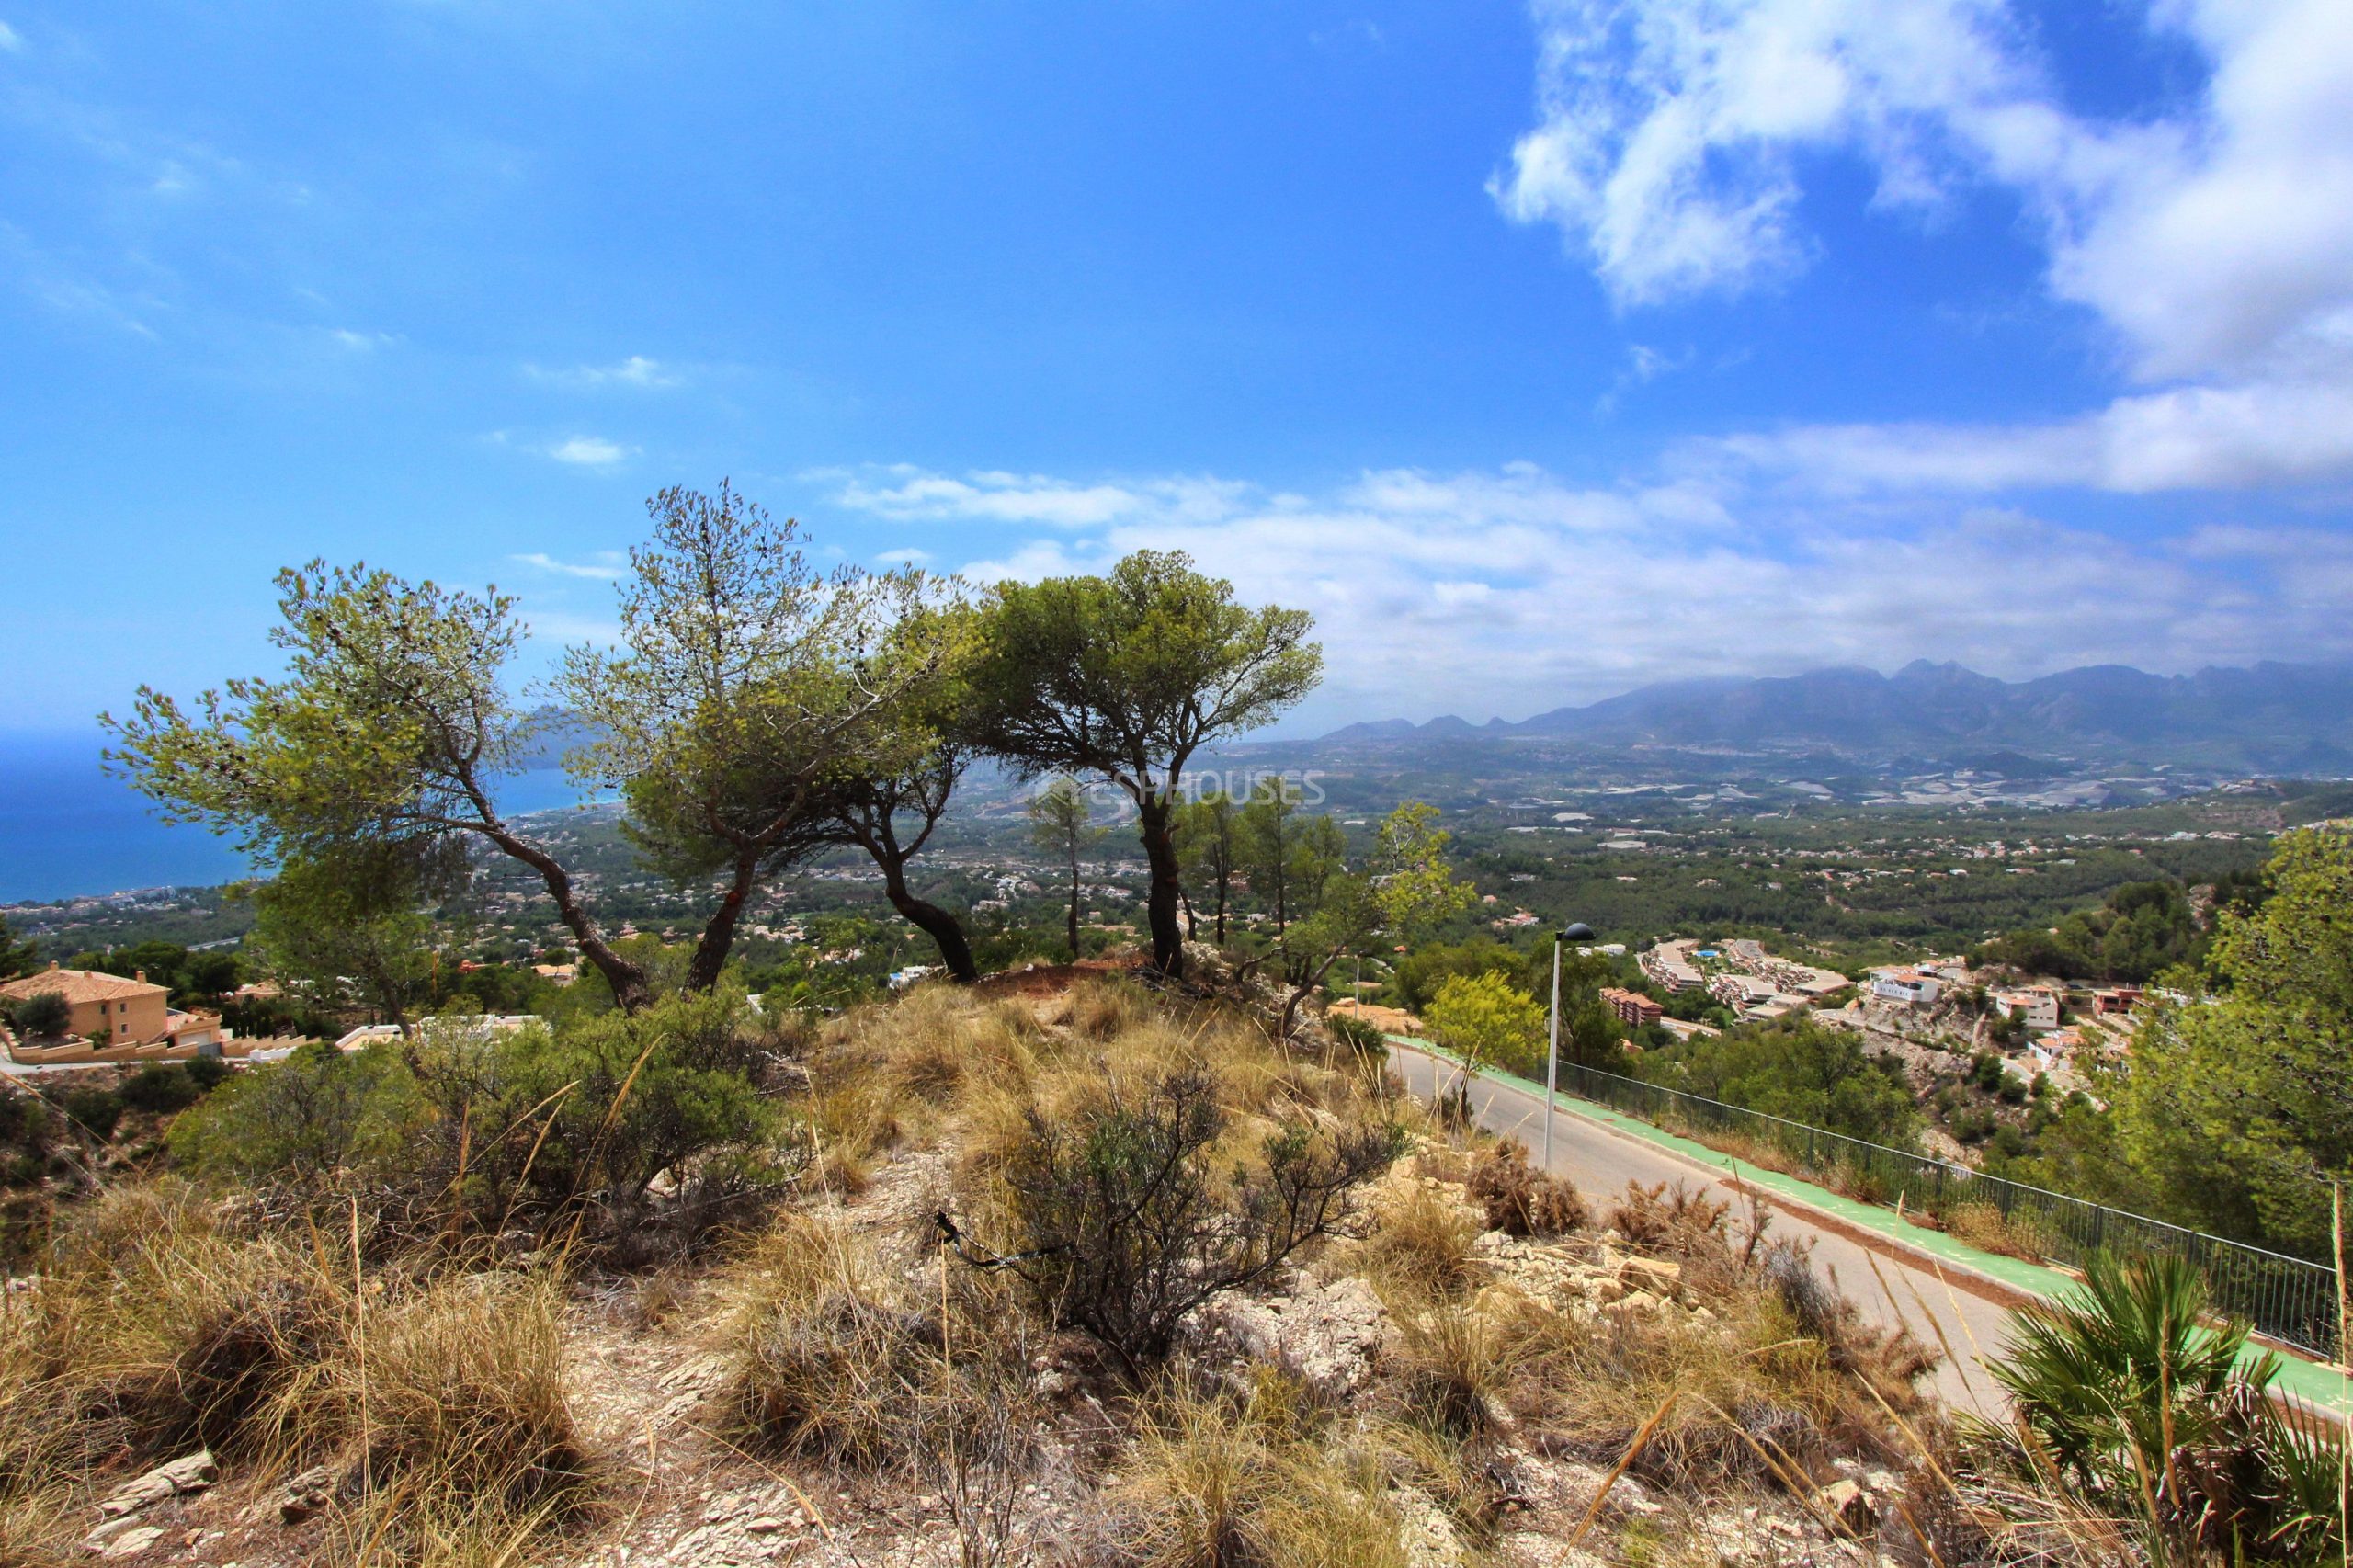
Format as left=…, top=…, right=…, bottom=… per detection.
left=1315, top=661, right=2353, bottom=771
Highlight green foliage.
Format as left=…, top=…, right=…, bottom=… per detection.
left=1173, top=789, right=1242, bottom=942
left=49, top=1085, right=125, bottom=1144
left=491, top=984, right=781, bottom=1212
left=1425, top=971, right=1545, bottom=1080
left=118, top=1062, right=206, bottom=1115
left=248, top=848, right=440, bottom=1028
left=65, top=938, right=244, bottom=1005
left=1029, top=775, right=1104, bottom=963
left=7, top=991, right=71, bottom=1040
left=0, top=915, right=36, bottom=981
left=1237, top=777, right=1344, bottom=941
left=1989, top=1252, right=2341, bottom=1558
left=1277, top=801, right=1475, bottom=1036
left=1392, top=939, right=1542, bottom=1014
left=958, top=550, right=1322, bottom=976
left=1973, top=878, right=2204, bottom=983
left=0, top=1091, right=53, bottom=1184
left=1635, top=1018, right=1921, bottom=1148
left=169, top=1041, right=426, bottom=1184
left=2104, top=828, right=2353, bottom=1254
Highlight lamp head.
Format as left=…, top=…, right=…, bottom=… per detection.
left=1560, top=922, right=1595, bottom=942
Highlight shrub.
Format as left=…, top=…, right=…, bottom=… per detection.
left=1324, top=1010, right=1387, bottom=1062
left=6, top=993, right=69, bottom=1040
left=50, top=1085, right=122, bottom=1143
left=1463, top=1140, right=1587, bottom=1236
left=184, top=1052, right=230, bottom=1092
left=1608, top=1180, right=1728, bottom=1255
left=1988, top=1250, right=2344, bottom=1558
left=1424, top=971, right=1544, bottom=1083
left=168, top=1040, right=424, bottom=1185
left=1943, top=1199, right=2054, bottom=1264
left=997, top=1067, right=1405, bottom=1378
left=119, top=1062, right=202, bottom=1115
left=490, top=984, right=780, bottom=1221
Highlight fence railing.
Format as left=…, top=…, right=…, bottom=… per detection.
left=1429, top=1043, right=2343, bottom=1361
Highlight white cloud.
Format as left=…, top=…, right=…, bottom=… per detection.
left=833, top=460, right=2353, bottom=723
left=542, top=436, right=634, bottom=468
left=1495, top=0, right=2353, bottom=494
left=1696, top=375, right=2353, bottom=494
left=0, top=21, right=21, bottom=52
left=511, top=551, right=626, bottom=580
left=526, top=355, right=682, bottom=391
left=825, top=465, right=1240, bottom=528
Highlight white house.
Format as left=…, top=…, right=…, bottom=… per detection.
left=1870, top=968, right=1942, bottom=1006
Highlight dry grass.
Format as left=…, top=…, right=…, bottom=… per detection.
left=1086, top=1376, right=1409, bottom=1568
left=1940, top=1200, right=2057, bottom=1265
left=722, top=1208, right=927, bottom=1467
left=0, top=1181, right=591, bottom=1565
left=721, top=1205, right=1037, bottom=1477
left=1354, top=1182, right=1487, bottom=1305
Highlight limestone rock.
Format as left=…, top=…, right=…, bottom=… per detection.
left=1815, top=1477, right=1876, bottom=1535
left=95, top=1524, right=165, bottom=1560
left=1187, top=1273, right=1389, bottom=1399
left=96, top=1449, right=216, bottom=1519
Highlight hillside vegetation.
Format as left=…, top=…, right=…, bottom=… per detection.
left=0, top=971, right=2340, bottom=1565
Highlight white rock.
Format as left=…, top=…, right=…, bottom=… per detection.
left=97, top=1525, right=165, bottom=1560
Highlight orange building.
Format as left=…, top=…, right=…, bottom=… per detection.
left=2, top=963, right=222, bottom=1057
left=1599, top=986, right=1665, bottom=1028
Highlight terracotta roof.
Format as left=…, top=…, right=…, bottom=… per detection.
left=0, top=965, right=165, bottom=1004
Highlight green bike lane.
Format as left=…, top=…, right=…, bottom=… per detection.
left=1383, top=1037, right=2353, bottom=1422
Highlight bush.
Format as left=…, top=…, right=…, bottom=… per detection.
left=50, top=1086, right=122, bottom=1143
left=119, top=1062, right=202, bottom=1115
left=1463, top=1140, right=1587, bottom=1237
left=1324, top=1010, right=1387, bottom=1062
left=1989, top=1251, right=2343, bottom=1558
left=184, top=1053, right=231, bottom=1092
left=6, top=993, right=69, bottom=1040
left=998, top=1067, right=1404, bottom=1378
left=168, top=1040, right=424, bottom=1185
left=488, top=984, right=781, bottom=1225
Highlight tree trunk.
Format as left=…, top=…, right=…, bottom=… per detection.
left=1138, top=797, right=1186, bottom=981
left=881, top=861, right=978, bottom=983
left=1066, top=836, right=1082, bottom=962
left=482, top=824, right=651, bottom=1010
left=1279, top=947, right=1344, bottom=1040
left=1213, top=868, right=1229, bottom=945
left=684, top=852, right=763, bottom=994
left=1181, top=886, right=1198, bottom=942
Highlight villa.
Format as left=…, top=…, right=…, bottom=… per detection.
left=1, top=962, right=224, bottom=1060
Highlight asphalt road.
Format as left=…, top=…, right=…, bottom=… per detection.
left=1386, top=1041, right=2018, bottom=1415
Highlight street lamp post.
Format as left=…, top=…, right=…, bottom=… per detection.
left=1545, top=922, right=1595, bottom=1173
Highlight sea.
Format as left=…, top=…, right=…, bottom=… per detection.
left=0, top=730, right=597, bottom=904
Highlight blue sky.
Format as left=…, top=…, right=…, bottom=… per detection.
left=4, top=0, right=2351, bottom=734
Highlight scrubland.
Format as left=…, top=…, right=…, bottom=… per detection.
left=0, top=965, right=2330, bottom=1566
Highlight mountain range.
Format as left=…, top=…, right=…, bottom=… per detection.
left=1316, top=661, right=2353, bottom=772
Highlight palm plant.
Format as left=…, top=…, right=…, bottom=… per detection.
left=1987, top=1250, right=2345, bottom=1561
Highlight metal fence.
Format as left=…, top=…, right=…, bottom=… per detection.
left=1532, top=1056, right=2344, bottom=1361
